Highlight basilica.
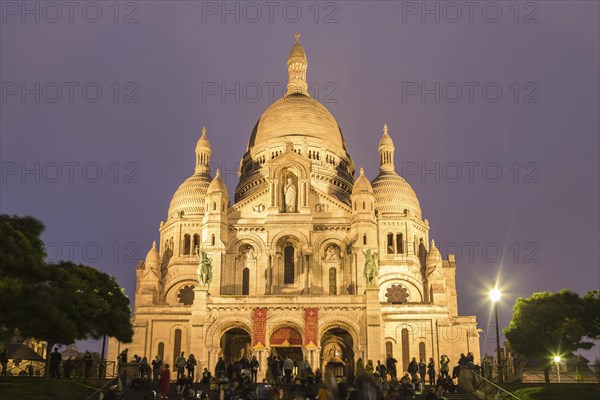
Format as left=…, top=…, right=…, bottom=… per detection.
left=108, top=35, right=480, bottom=378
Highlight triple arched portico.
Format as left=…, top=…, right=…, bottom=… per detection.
left=202, top=310, right=361, bottom=379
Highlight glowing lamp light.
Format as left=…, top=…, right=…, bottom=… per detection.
left=554, top=356, right=561, bottom=363
left=489, top=288, right=501, bottom=303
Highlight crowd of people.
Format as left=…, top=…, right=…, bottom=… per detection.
left=113, top=350, right=478, bottom=400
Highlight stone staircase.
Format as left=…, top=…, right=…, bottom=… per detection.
left=119, top=384, right=477, bottom=400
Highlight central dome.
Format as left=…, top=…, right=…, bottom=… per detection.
left=247, top=93, right=346, bottom=151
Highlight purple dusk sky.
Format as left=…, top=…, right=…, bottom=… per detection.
left=1, top=1, right=598, bottom=360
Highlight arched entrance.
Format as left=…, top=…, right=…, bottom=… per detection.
left=220, top=328, right=252, bottom=364
left=270, top=327, right=304, bottom=364
left=321, top=328, right=354, bottom=378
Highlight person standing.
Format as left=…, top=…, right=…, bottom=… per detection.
left=283, top=356, right=294, bottom=383
left=240, top=354, right=250, bottom=377
left=186, top=354, right=197, bottom=380
left=427, top=358, right=436, bottom=386
left=440, top=355, right=450, bottom=379
left=386, top=354, right=397, bottom=380
left=215, top=356, right=226, bottom=379
left=408, top=357, right=419, bottom=381
left=175, top=352, right=187, bottom=380
left=83, top=351, right=93, bottom=377
left=1, top=348, right=8, bottom=376
left=152, top=355, right=162, bottom=383
left=272, top=356, right=281, bottom=384
left=159, top=364, right=171, bottom=399
left=49, top=347, right=62, bottom=377
left=418, top=358, right=427, bottom=383
left=250, top=355, right=259, bottom=383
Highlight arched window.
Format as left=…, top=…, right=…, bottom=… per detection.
left=387, top=233, right=394, bottom=254
left=386, top=341, right=393, bottom=358
left=401, top=328, right=410, bottom=372
left=362, top=201, right=365, bottom=210
left=222, top=202, right=226, bottom=211
left=242, top=268, right=250, bottom=295
left=429, top=286, right=434, bottom=303
left=213, top=202, right=217, bottom=211
left=328, top=267, right=337, bottom=295
left=363, top=234, right=367, bottom=245
left=211, top=234, right=216, bottom=246
left=173, top=329, right=182, bottom=362
left=419, top=341, right=426, bottom=362
left=183, top=234, right=191, bottom=255
left=396, top=233, right=403, bottom=254
left=157, top=342, right=164, bottom=362
left=284, top=245, right=295, bottom=284
left=193, top=234, right=200, bottom=252
left=354, top=202, right=356, bottom=210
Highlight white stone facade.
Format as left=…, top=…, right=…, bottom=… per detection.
left=108, top=35, right=480, bottom=378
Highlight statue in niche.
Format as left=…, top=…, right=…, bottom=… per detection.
left=363, top=249, right=378, bottom=286
left=324, top=244, right=340, bottom=261
left=283, top=175, right=297, bottom=213
left=240, top=244, right=255, bottom=261
left=195, top=245, right=213, bottom=288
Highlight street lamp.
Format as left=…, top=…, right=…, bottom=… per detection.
left=489, top=288, right=503, bottom=383
left=553, top=356, right=561, bottom=383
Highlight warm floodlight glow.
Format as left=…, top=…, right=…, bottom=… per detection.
left=489, top=288, right=501, bottom=303
left=554, top=355, right=561, bottom=363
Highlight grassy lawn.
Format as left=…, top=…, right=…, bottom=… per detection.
left=512, top=384, right=600, bottom=400
left=0, top=376, right=109, bottom=400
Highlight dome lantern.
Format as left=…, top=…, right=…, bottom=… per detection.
left=286, top=32, right=309, bottom=97
left=195, top=127, right=211, bottom=174
left=378, top=124, right=395, bottom=173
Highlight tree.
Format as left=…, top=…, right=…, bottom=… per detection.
left=0, top=215, right=133, bottom=376
left=504, top=290, right=596, bottom=384
left=582, top=291, right=600, bottom=340
left=0, top=215, right=48, bottom=342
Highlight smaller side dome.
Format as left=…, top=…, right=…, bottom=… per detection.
left=352, top=168, right=374, bottom=195
left=426, top=239, right=441, bottom=265
left=207, top=169, right=229, bottom=197
left=145, top=241, right=160, bottom=270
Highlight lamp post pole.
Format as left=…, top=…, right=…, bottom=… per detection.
left=494, top=301, right=503, bottom=383
left=554, top=356, right=561, bottom=383
left=490, top=288, right=503, bottom=384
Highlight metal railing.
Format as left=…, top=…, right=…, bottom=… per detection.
left=480, top=364, right=600, bottom=384
left=3, top=360, right=117, bottom=378
left=470, top=370, right=521, bottom=400
left=5, top=360, right=46, bottom=376
left=84, top=377, right=121, bottom=400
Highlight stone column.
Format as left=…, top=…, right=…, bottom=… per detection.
left=191, top=287, right=210, bottom=376
left=365, top=287, right=384, bottom=363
